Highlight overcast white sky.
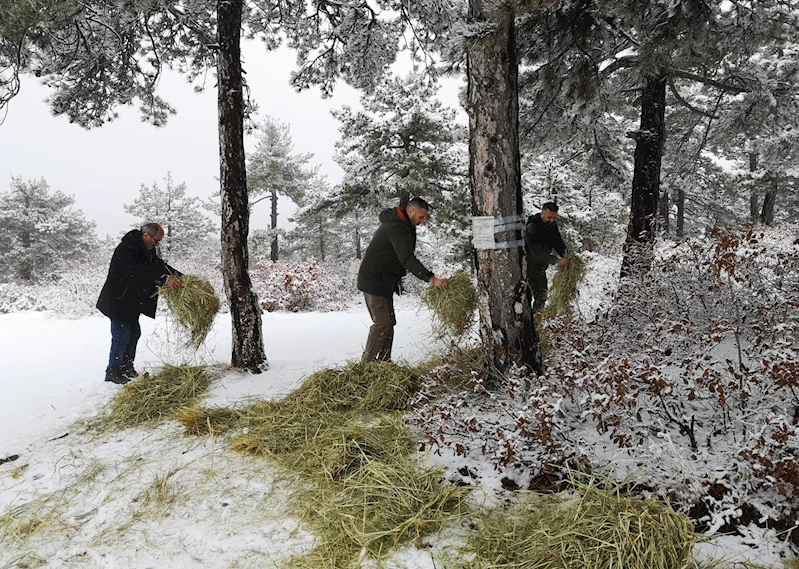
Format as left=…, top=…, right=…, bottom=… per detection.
left=0, top=40, right=464, bottom=237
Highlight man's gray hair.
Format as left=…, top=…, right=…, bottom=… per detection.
left=141, top=223, right=161, bottom=237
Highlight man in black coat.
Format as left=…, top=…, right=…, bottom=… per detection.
left=96, top=223, right=182, bottom=384
left=357, top=197, right=447, bottom=362
left=525, top=202, right=569, bottom=313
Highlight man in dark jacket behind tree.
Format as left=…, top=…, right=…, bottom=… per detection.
left=96, top=223, right=182, bottom=384
left=357, top=197, right=447, bottom=362
left=525, top=202, right=569, bottom=313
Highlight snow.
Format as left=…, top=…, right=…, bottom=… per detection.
left=0, top=297, right=453, bottom=568
left=2, top=274, right=797, bottom=566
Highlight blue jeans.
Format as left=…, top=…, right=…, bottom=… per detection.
left=106, top=318, right=142, bottom=376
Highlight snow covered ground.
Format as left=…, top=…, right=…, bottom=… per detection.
left=0, top=297, right=454, bottom=568
left=1, top=278, right=794, bottom=567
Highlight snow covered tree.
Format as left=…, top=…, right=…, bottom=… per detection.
left=0, top=177, right=96, bottom=282
left=287, top=176, right=363, bottom=261
left=515, top=0, right=799, bottom=273
left=246, top=117, right=317, bottom=261
left=0, top=0, right=456, bottom=372
left=124, top=173, right=214, bottom=260
left=333, top=73, right=467, bottom=210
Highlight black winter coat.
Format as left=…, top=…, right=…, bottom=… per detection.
left=357, top=207, right=435, bottom=299
left=96, top=230, right=180, bottom=322
left=524, top=213, right=567, bottom=271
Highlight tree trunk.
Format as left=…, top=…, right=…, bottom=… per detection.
left=659, top=189, right=670, bottom=235
left=621, top=72, right=666, bottom=278
left=760, top=177, right=777, bottom=225
left=217, top=0, right=267, bottom=372
left=270, top=188, right=278, bottom=261
left=18, top=230, right=32, bottom=281
left=467, top=0, right=542, bottom=376
left=749, top=151, right=759, bottom=223
left=676, top=188, right=685, bottom=238
left=318, top=213, right=325, bottom=261
left=355, top=209, right=362, bottom=260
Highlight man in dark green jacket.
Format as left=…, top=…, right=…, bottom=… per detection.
left=357, top=197, right=447, bottom=362
left=525, top=202, right=569, bottom=313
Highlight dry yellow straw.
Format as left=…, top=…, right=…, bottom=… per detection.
left=159, top=275, right=221, bottom=348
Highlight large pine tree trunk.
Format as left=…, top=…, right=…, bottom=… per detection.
left=217, top=0, right=267, bottom=372
left=270, top=189, right=278, bottom=261
left=676, top=188, right=685, bottom=238
left=467, top=1, right=542, bottom=376
left=621, top=72, right=666, bottom=277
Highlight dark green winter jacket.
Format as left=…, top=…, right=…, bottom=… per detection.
left=357, top=207, right=435, bottom=299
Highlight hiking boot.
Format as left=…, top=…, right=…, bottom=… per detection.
left=104, top=372, right=131, bottom=385
left=121, top=367, right=140, bottom=380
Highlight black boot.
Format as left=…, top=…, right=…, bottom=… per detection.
left=104, top=371, right=131, bottom=385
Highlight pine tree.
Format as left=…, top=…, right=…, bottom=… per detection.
left=124, top=173, right=214, bottom=260
left=333, top=73, right=467, bottom=209
left=246, top=117, right=317, bottom=261
left=0, top=177, right=96, bottom=282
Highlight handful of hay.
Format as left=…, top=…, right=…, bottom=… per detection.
left=159, top=275, right=221, bottom=348
left=464, top=478, right=696, bottom=569
left=421, top=272, right=479, bottom=337
left=541, top=253, right=586, bottom=319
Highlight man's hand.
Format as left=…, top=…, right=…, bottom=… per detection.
left=556, top=257, right=570, bottom=267
left=430, top=276, right=448, bottom=290
left=166, top=276, right=182, bottom=290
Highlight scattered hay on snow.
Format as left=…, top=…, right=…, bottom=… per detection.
left=159, top=275, right=221, bottom=349
left=179, top=360, right=469, bottom=568
left=422, top=272, right=479, bottom=338
left=464, top=478, right=696, bottom=569
left=288, top=452, right=469, bottom=569
left=98, top=365, right=210, bottom=430
left=541, top=253, right=586, bottom=319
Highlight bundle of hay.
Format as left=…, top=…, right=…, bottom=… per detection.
left=465, top=479, right=696, bottom=569
left=159, top=275, right=221, bottom=348
left=541, top=253, right=586, bottom=319
left=101, top=365, right=209, bottom=430
left=421, top=272, right=479, bottom=337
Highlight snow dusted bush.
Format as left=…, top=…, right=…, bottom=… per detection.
left=0, top=237, right=227, bottom=317
left=416, top=224, right=799, bottom=533
left=0, top=282, right=39, bottom=313
left=251, top=258, right=354, bottom=312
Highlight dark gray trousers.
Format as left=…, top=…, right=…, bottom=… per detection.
left=529, top=269, right=549, bottom=313
left=362, top=292, right=396, bottom=362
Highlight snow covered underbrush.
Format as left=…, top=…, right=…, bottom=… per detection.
left=416, top=224, right=799, bottom=563
left=0, top=247, right=361, bottom=316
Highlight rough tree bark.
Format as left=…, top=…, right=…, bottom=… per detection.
left=270, top=189, right=279, bottom=261
left=467, top=0, right=542, bottom=376
left=217, top=0, right=267, bottom=372
left=676, top=188, right=685, bottom=238
left=749, top=151, right=759, bottom=223
left=621, top=72, right=666, bottom=277
left=760, top=178, right=777, bottom=225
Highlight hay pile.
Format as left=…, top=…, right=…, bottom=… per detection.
left=421, top=272, right=479, bottom=337
left=464, top=479, right=696, bottom=569
left=541, top=253, right=586, bottom=319
left=178, top=361, right=469, bottom=568
left=98, top=365, right=209, bottom=430
left=293, top=452, right=468, bottom=568
left=159, top=275, right=221, bottom=348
